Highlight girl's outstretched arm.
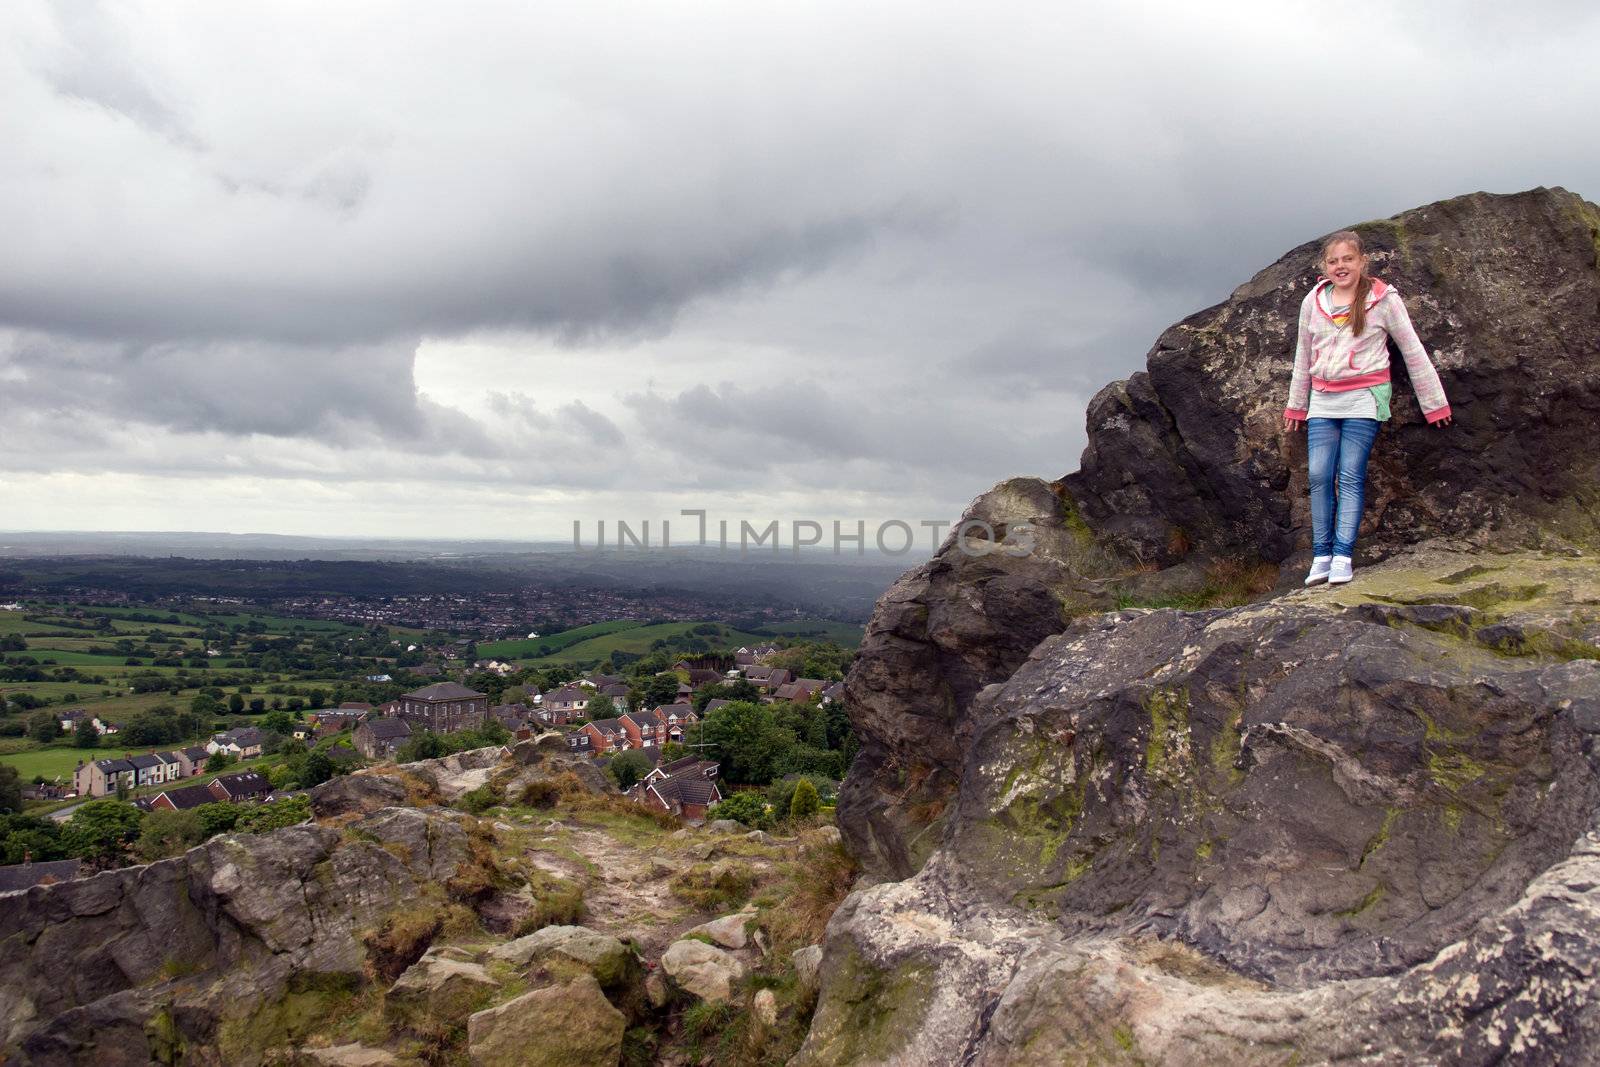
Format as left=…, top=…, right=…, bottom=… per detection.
left=1383, top=294, right=1452, bottom=425
left=1283, top=298, right=1312, bottom=430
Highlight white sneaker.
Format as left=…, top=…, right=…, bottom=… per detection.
left=1304, top=556, right=1332, bottom=586
left=1328, top=556, right=1354, bottom=584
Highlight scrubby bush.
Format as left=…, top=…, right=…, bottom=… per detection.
left=706, top=791, right=770, bottom=830
left=788, top=778, right=821, bottom=821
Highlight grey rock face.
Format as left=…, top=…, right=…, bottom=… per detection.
left=802, top=550, right=1600, bottom=1064
left=837, top=188, right=1600, bottom=885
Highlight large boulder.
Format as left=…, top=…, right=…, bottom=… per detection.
left=465, top=974, right=625, bottom=1067
left=308, top=773, right=408, bottom=818
left=799, top=548, right=1600, bottom=1065
left=836, top=187, right=1600, bottom=884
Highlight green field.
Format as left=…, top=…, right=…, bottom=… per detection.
left=477, top=620, right=642, bottom=659
left=0, top=745, right=137, bottom=781
left=505, top=619, right=861, bottom=667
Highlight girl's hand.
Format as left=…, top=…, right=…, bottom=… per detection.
left=1283, top=417, right=1305, bottom=432
left=1434, top=415, right=1453, bottom=427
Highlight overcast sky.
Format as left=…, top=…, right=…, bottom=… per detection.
left=2, top=1, right=1597, bottom=542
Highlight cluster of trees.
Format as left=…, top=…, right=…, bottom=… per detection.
left=694, top=698, right=854, bottom=785
left=705, top=774, right=831, bottom=830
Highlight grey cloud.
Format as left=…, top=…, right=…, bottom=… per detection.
left=1, top=2, right=1597, bottom=536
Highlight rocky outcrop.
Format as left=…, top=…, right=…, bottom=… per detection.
left=0, top=808, right=474, bottom=1063
left=818, top=187, right=1600, bottom=1064
left=839, top=187, right=1600, bottom=881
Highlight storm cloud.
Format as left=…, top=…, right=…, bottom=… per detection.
left=2, top=0, right=1597, bottom=537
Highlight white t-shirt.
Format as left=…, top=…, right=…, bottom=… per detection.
left=1308, top=385, right=1378, bottom=419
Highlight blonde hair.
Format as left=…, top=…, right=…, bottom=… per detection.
left=1320, top=230, right=1372, bottom=334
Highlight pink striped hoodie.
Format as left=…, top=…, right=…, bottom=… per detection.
left=1283, top=277, right=1451, bottom=423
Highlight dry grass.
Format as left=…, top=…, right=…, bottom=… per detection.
left=361, top=906, right=443, bottom=982
left=670, top=860, right=758, bottom=911
left=763, top=837, right=858, bottom=956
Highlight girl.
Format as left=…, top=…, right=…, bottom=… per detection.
left=1283, top=230, right=1452, bottom=586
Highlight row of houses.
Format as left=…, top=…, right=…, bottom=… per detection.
left=73, top=721, right=285, bottom=798
left=73, top=745, right=213, bottom=797
left=578, top=704, right=702, bottom=755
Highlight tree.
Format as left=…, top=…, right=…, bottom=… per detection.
left=74, top=718, right=100, bottom=749
left=205, top=751, right=233, bottom=773
left=260, top=710, right=294, bottom=736
left=135, top=809, right=205, bottom=861
left=27, top=710, right=61, bottom=743
left=637, top=674, right=681, bottom=710
left=196, top=802, right=242, bottom=838
left=0, top=765, right=21, bottom=813
left=700, top=701, right=794, bottom=785
left=789, top=777, right=821, bottom=821
left=227, top=693, right=245, bottom=714
left=607, top=750, right=652, bottom=792
left=297, top=751, right=335, bottom=788
left=62, top=799, right=143, bottom=866
left=248, top=698, right=265, bottom=713
left=0, top=811, right=67, bottom=864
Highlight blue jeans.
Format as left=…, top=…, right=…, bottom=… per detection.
left=1307, top=417, right=1380, bottom=558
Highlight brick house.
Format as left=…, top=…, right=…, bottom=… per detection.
left=580, top=717, right=630, bottom=754
left=654, top=704, right=700, bottom=744
left=397, top=682, right=489, bottom=734
left=770, top=678, right=827, bottom=704
left=620, top=708, right=665, bottom=748
left=633, top=766, right=722, bottom=822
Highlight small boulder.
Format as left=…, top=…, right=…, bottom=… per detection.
left=303, top=1045, right=401, bottom=1067
left=705, top=819, right=743, bottom=834
left=468, top=973, right=625, bottom=1067
left=792, top=945, right=823, bottom=994
left=753, top=987, right=778, bottom=1027
left=385, top=948, right=500, bottom=1024
left=685, top=910, right=756, bottom=950
left=488, top=925, right=637, bottom=988
left=644, top=969, right=671, bottom=1009
left=812, top=826, right=842, bottom=848
left=661, top=938, right=746, bottom=1003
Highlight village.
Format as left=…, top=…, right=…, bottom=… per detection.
left=46, top=643, right=844, bottom=833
